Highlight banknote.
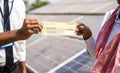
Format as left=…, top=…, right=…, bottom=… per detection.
left=42, top=21, right=77, bottom=36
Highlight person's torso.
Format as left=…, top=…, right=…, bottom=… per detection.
left=104, top=9, right=120, bottom=73
left=0, top=0, right=25, bottom=66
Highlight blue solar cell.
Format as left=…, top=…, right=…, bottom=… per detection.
left=71, top=63, right=83, bottom=71
left=62, top=70, right=75, bottom=73
left=56, top=66, right=75, bottom=73
left=74, top=55, right=86, bottom=61
left=77, top=70, right=91, bottom=73
left=81, top=52, right=89, bottom=57
left=79, top=58, right=91, bottom=65
left=55, top=51, right=94, bottom=73
left=64, top=61, right=77, bottom=68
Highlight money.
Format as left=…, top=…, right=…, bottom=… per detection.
left=42, top=21, right=76, bottom=36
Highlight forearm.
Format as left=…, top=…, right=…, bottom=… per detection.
left=0, top=18, right=43, bottom=46
left=18, top=61, right=27, bottom=73
left=85, top=36, right=96, bottom=58
left=0, top=30, right=22, bottom=46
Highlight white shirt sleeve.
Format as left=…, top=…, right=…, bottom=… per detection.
left=85, top=10, right=113, bottom=58
left=85, top=36, right=96, bottom=58
left=13, top=0, right=26, bottom=62
left=15, top=40, right=26, bottom=61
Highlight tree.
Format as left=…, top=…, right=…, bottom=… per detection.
left=30, top=0, right=49, bottom=10
left=24, top=0, right=49, bottom=13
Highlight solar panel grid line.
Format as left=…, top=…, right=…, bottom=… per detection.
left=57, top=36, right=83, bottom=43
left=66, top=62, right=83, bottom=69
left=55, top=52, right=94, bottom=73
left=63, top=60, right=77, bottom=68
left=65, top=68, right=80, bottom=73
left=27, top=45, right=62, bottom=72
left=41, top=49, right=67, bottom=64
left=27, top=55, right=58, bottom=69
left=68, top=67, right=81, bottom=73
left=74, top=58, right=89, bottom=65
left=55, top=66, right=78, bottom=73
left=55, top=59, right=92, bottom=73
left=51, top=44, right=78, bottom=55
left=53, top=37, right=86, bottom=54
left=26, top=64, right=39, bottom=73
left=71, top=64, right=91, bottom=73
left=27, top=36, right=47, bottom=47
left=39, top=37, right=80, bottom=53
left=28, top=55, right=56, bottom=73
left=35, top=64, right=49, bottom=73
left=70, top=64, right=84, bottom=73
left=36, top=50, right=59, bottom=64
left=28, top=47, right=61, bottom=65
left=44, top=55, right=60, bottom=64
left=44, top=47, right=77, bottom=63
left=77, top=64, right=92, bottom=72
left=47, top=49, right=86, bottom=73
left=70, top=58, right=88, bottom=68
left=26, top=38, right=86, bottom=72
left=50, top=36, right=85, bottom=46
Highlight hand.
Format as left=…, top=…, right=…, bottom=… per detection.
left=75, top=22, right=92, bottom=40
left=17, top=18, right=43, bottom=40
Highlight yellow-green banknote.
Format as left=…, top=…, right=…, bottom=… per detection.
left=42, top=21, right=76, bottom=36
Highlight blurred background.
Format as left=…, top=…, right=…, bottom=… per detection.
left=24, top=0, right=58, bottom=13
left=23, top=0, right=118, bottom=73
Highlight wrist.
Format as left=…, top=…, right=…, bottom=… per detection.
left=16, top=29, right=24, bottom=40
left=83, top=31, right=92, bottom=40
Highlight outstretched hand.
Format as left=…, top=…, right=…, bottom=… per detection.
left=75, top=22, right=92, bottom=40
left=17, top=18, right=43, bottom=40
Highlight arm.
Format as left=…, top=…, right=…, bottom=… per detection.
left=85, top=36, right=96, bottom=58
left=85, top=10, right=114, bottom=58
left=75, top=23, right=96, bottom=58
left=14, top=18, right=43, bottom=73
left=0, top=18, right=43, bottom=46
left=75, top=10, right=113, bottom=58
left=0, top=30, right=22, bottom=46
left=75, top=22, right=92, bottom=40
left=18, top=61, right=26, bottom=73
left=15, top=40, right=27, bottom=73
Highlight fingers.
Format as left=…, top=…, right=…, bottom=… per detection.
left=24, top=18, right=43, bottom=34
left=75, top=28, right=82, bottom=35
left=76, top=22, right=84, bottom=28
left=75, top=22, right=85, bottom=35
left=18, top=18, right=43, bottom=40
left=75, top=22, right=92, bottom=40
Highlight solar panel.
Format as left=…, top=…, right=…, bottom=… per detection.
left=55, top=52, right=95, bottom=73
left=26, top=0, right=118, bottom=73
left=26, top=15, right=103, bottom=73
left=26, top=36, right=86, bottom=73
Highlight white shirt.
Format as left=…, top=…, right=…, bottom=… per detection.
left=85, top=9, right=120, bottom=73
left=0, top=0, right=26, bottom=66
